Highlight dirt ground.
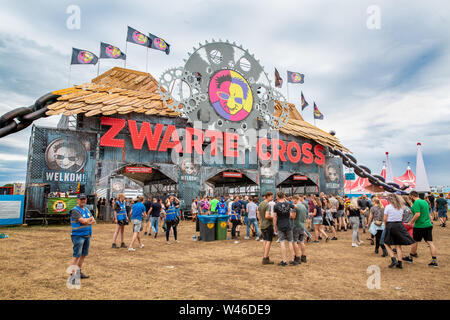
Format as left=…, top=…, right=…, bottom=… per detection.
left=0, top=220, right=449, bottom=300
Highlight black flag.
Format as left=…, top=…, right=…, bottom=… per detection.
left=301, top=91, right=309, bottom=111
left=148, top=33, right=170, bottom=55
left=71, top=48, right=98, bottom=65
left=274, top=68, right=283, bottom=88
left=126, top=26, right=150, bottom=47
left=100, top=42, right=126, bottom=60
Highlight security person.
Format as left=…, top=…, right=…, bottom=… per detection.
left=68, top=194, right=95, bottom=280
left=112, top=193, right=128, bottom=249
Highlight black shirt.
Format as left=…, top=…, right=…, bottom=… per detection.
left=358, top=199, right=370, bottom=210
left=150, top=202, right=162, bottom=217
left=144, top=200, right=151, bottom=212
left=348, top=208, right=360, bottom=217
left=274, top=201, right=295, bottom=231
left=314, top=206, right=322, bottom=217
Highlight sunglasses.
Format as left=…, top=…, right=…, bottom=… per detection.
left=55, top=155, right=77, bottom=161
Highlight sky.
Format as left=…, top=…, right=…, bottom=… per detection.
left=0, top=0, right=449, bottom=187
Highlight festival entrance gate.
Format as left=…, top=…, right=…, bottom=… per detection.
left=204, top=169, right=259, bottom=197
left=277, top=173, right=319, bottom=196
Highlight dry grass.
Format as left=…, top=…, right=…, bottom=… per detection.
left=1, top=221, right=449, bottom=300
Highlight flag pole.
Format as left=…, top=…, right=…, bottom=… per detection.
left=286, top=71, right=290, bottom=102
left=97, top=60, right=101, bottom=76
left=124, top=41, right=128, bottom=68
left=68, top=64, right=72, bottom=87
left=145, top=47, right=149, bottom=73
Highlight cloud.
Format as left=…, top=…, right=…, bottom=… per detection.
left=0, top=0, right=449, bottom=186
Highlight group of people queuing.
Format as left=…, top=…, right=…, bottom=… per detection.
left=68, top=189, right=446, bottom=283
left=111, top=194, right=182, bottom=251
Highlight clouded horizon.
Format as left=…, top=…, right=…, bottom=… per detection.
left=0, top=0, right=449, bottom=187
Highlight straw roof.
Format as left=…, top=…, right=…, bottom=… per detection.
left=47, top=67, right=349, bottom=152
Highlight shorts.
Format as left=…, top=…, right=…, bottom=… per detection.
left=71, top=235, right=90, bottom=258
left=312, top=217, right=323, bottom=225
left=117, top=219, right=128, bottom=226
left=132, top=219, right=143, bottom=233
left=323, top=217, right=334, bottom=227
left=292, top=227, right=305, bottom=243
left=261, top=225, right=274, bottom=242
left=278, top=229, right=294, bottom=242
left=143, top=215, right=150, bottom=222
left=413, top=226, right=433, bottom=242
left=438, top=210, right=447, bottom=218
left=336, top=210, right=345, bottom=218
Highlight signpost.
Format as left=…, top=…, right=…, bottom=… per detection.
left=125, top=167, right=153, bottom=174
left=223, top=172, right=243, bottom=178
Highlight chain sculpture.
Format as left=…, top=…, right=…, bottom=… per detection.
left=0, top=93, right=60, bottom=138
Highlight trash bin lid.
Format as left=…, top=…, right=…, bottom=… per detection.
left=198, top=215, right=218, bottom=224
left=216, top=215, right=229, bottom=222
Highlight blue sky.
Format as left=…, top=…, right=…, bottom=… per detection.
left=0, top=0, right=449, bottom=187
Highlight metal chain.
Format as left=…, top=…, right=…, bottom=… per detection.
left=329, top=148, right=407, bottom=194
left=0, top=93, right=60, bottom=139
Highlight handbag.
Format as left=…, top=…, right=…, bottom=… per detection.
left=374, top=220, right=383, bottom=227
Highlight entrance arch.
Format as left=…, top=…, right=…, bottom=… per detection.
left=277, top=173, right=319, bottom=196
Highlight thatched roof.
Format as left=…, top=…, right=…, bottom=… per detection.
left=47, top=67, right=349, bottom=152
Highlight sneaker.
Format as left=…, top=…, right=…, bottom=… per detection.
left=306, top=236, right=311, bottom=243
left=301, top=255, right=307, bottom=263
left=79, top=271, right=89, bottom=279
left=325, top=237, right=330, bottom=243
left=294, top=256, right=301, bottom=264
left=166, top=241, right=170, bottom=244
left=112, top=243, right=118, bottom=249
left=402, top=256, right=413, bottom=263
left=128, top=248, right=135, bottom=252
left=148, top=233, right=152, bottom=237
left=144, top=232, right=148, bottom=236
left=244, top=236, right=250, bottom=240
left=352, top=243, right=359, bottom=247
left=313, top=240, right=320, bottom=243
left=289, top=260, right=299, bottom=266
left=277, top=261, right=288, bottom=267
left=120, top=242, right=127, bottom=248
left=410, top=253, right=418, bottom=258
left=154, top=233, right=158, bottom=238
left=396, top=261, right=403, bottom=269
left=318, top=236, right=322, bottom=240
left=375, top=248, right=379, bottom=254
left=255, top=237, right=260, bottom=241
left=358, top=241, right=364, bottom=245
left=393, top=248, right=397, bottom=254
left=262, top=257, right=275, bottom=265
left=139, top=244, right=145, bottom=249
left=331, top=237, right=338, bottom=241
left=428, top=260, right=438, bottom=267
left=175, top=240, right=179, bottom=243
left=276, top=239, right=281, bottom=243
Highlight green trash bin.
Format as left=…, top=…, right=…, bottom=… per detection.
left=198, top=215, right=217, bottom=242
left=216, top=215, right=229, bottom=240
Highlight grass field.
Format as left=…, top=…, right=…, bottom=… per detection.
left=0, top=221, right=449, bottom=300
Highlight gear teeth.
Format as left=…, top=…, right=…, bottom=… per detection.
left=183, top=59, right=187, bottom=63
left=212, top=38, right=215, bottom=42
left=205, top=39, right=209, bottom=43
left=233, top=41, right=236, bottom=45
left=226, top=39, right=229, bottom=43
left=199, top=42, right=202, bottom=47
left=193, top=47, right=196, bottom=52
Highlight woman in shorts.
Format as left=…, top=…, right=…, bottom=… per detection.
left=336, top=196, right=347, bottom=231
left=112, top=193, right=128, bottom=249
left=311, top=196, right=329, bottom=243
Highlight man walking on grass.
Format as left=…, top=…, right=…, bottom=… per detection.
left=292, top=195, right=308, bottom=263
left=258, top=192, right=275, bottom=265
left=404, top=191, right=438, bottom=267
left=273, top=191, right=298, bottom=266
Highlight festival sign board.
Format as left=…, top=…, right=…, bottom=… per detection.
left=125, top=167, right=153, bottom=174
left=223, top=172, right=243, bottom=178
left=293, top=175, right=308, bottom=181
left=47, top=197, right=78, bottom=215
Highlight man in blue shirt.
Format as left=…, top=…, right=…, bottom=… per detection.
left=128, top=196, right=147, bottom=251
left=68, top=194, right=95, bottom=282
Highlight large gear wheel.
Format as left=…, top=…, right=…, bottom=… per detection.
left=158, top=67, right=206, bottom=115
left=159, top=40, right=289, bottom=131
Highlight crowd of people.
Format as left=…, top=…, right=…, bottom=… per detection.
left=67, top=190, right=447, bottom=282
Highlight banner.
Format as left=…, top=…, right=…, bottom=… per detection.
left=71, top=48, right=98, bottom=65
left=126, top=26, right=150, bottom=47
left=100, top=42, right=126, bottom=60
left=274, top=68, right=283, bottom=88
left=47, top=197, right=78, bottom=215
left=148, top=33, right=170, bottom=55
left=287, top=71, right=305, bottom=84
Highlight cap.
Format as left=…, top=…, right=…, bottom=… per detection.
left=77, top=194, right=87, bottom=199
